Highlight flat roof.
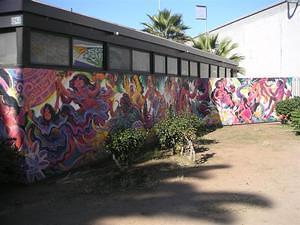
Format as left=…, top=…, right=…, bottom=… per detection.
left=0, top=0, right=237, bottom=66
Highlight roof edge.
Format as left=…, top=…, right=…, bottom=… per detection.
left=20, top=0, right=237, bottom=66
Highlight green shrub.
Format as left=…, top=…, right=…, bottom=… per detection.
left=276, top=97, right=300, bottom=123
left=106, top=128, right=146, bottom=168
left=0, top=139, right=22, bottom=184
left=291, top=110, right=300, bottom=134
left=154, top=113, right=206, bottom=154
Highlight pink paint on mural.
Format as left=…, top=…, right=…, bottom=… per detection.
left=210, top=78, right=292, bottom=125
left=23, top=68, right=57, bottom=107
left=0, top=67, right=293, bottom=182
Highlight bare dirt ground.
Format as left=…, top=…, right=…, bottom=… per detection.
left=1, top=123, right=300, bottom=225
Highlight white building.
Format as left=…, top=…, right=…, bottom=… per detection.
left=210, top=0, right=300, bottom=78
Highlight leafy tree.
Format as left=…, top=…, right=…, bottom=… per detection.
left=193, top=33, right=244, bottom=63
left=105, top=128, right=146, bottom=169
left=142, top=9, right=190, bottom=42
left=193, top=33, right=245, bottom=74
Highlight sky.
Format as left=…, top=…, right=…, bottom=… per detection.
left=39, top=0, right=282, bottom=37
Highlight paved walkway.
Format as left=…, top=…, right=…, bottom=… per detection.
left=1, top=123, right=300, bottom=225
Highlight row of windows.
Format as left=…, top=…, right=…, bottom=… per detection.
left=0, top=30, right=235, bottom=78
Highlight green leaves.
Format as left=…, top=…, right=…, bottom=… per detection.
left=154, top=113, right=205, bottom=153
left=291, top=110, right=300, bottom=134
left=106, top=129, right=146, bottom=168
left=276, top=97, right=300, bottom=120
left=142, top=9, right=190, bottom=43
left=193, top=33, right=245, bottom=73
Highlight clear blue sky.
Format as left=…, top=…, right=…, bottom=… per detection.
left=39, top=0, right=282, bottom=37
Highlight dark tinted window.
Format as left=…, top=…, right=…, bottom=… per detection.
left=167, top=57, right=178, bottom=75
left=210, top=65, right=218, bottom=78
left=30, top=31, right=69, bottom=66
left=132, top=50, right=150, bottom=72
left=0, top=32, right=17, bottom=65
left=226, top=68, right=232, bottom=77
left=108, top=45, right=130, bottom=70
left=200, top=63, right=209, bottom=78
left=219, top=67, right=225, bottom=78
left=181, top=60, right=189, bottom=76
left=154, top=54, right=166, bottom=74
left=190, top=61, right=198, bottom=77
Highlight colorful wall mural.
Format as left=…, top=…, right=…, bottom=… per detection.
left=210, top=78, right=292, bottom=125
left=0, top=67, right=292, bottom=182
left=72, top=39, right=103, bottom=68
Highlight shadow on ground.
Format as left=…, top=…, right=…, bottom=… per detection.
left=0, top=161, right=272, bottom=225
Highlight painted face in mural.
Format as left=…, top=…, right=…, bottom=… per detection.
left=43, top=108, right=52, bottom=121
left=73, top=77, right=85, bottom=90
left=215, top=80, right=224, bottom=89
left=229, top=84, right=235, bottom=93
left=41, top=104, right=56, bottom=122
left=277, top=80, right=283, bottom=88
left=70, top=74, right=91, bottom=91
left=120, top=93, right=131, bottom=112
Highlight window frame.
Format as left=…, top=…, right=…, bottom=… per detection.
left=199, top=62, right=209, bottom=78
left=166, top=56, right=178, bottom=76
left=180, top=59, right=189, bottom=76
left=107, top=43, right=132, bottom=72
left=210, top=64, right=218, bottom=78
left=132, top=48, right=151, bottom=73
left=72, top=37, right=104, bottom=69
left=29, top=29, right=71, bottom=67
left=0, top=29, right=18, bottom=66
left=154, top=53, right=167, bottom=75
left=189, top=61, right=199, bottom=77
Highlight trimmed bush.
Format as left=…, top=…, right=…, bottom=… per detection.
left=105, top=128, right=146, bottom=168
left=291, top=110, right=300, bottom=134
left=276, top=97, right=300, bottom=123
left=154, top=113, right=206, bottom=154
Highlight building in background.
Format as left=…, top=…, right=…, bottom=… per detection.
left=209, top=0, right=300, bottom=78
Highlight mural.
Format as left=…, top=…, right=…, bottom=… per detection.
left=0, top=67, right=292, bottom=182
left=210, top=78, right=292, bottom=125
left=72, top=39, right=103, bottom=68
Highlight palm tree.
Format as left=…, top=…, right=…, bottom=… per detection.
left=193, top=33, right=245, bottom=63
left=142, top=9, right=190, bottom=43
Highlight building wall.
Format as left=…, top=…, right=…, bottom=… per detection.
left=0, top=67, right=291, bottom=182
left=211, top=2, right=300, bottom=77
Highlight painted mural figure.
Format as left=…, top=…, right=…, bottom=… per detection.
left=144, top=76, right=166, bottom=126
left=265, top=79, right=291, bottom=118
left=211, top=79, right=234, bottom=108
left=56, top=73, right=109, bottom=126
left=164, top=77, right=179, bottom=113
left=26, top=103, right=70, bottom=166
left=192, top=79, right=214, bottom=118
left=123, top=75, right=145, bottom=110
left=177, top=79, right=197, bottom=113
left=0, top=69, right=25, bottom=148
left=0, top=67, right=293, bottom=182
left=258, top=78, right=273, bottom=103
left=109, top=93, right=143, bottom=132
